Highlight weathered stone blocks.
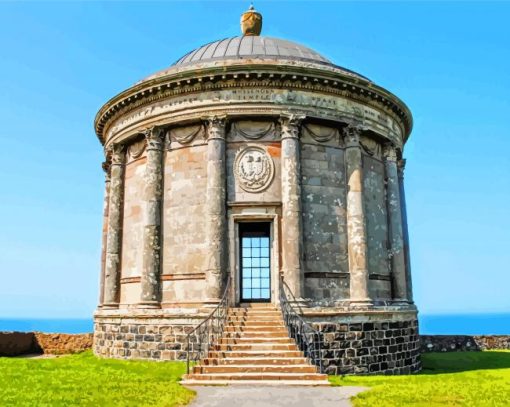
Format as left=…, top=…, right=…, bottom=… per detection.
left=94, top=320, right=191, bottom=361
left=311, top=317, right=421, bottom=375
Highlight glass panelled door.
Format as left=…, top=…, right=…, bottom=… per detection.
left=240, top=222, right=271, bottom=302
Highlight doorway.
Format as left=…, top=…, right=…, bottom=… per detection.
left=239, top=222, right=271, bottom=302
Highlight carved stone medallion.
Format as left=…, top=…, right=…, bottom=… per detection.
left=234, top=147, right=275, bottom=193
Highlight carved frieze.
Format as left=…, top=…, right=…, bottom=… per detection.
left=302, top=124, right=339, bottom=143
left=168, top=124, right=205, bottom=145
left=231, top=121, right=276, bottom=140
left=104, top=89, right=403, bottom=147
left=360, top=135, right=382, bottom=160
left=234, top=146, right=275, bottom=193
left=127, top=139, right=146, bottom=160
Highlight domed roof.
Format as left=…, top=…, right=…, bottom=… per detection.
left=172, top=36, right=333, bottom=67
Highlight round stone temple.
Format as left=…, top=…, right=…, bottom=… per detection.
left=93, top=5, right=419, bottom=378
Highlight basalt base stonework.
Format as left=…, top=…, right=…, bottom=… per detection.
left=312, top=314, right=420, bottom=375
left=94, top=321, right=189, bottom=361
left=93, top=312, right=207, bottom=360
left=93, top=6, right=420, bottom=376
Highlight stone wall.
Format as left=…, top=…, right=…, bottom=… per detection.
left=301, top=135, right=349, bottom=302
left=308, top=314, right=421, bottom=375
left=93, top=314, right=205, bottom=360
left=362, top=154, right=391, bottom=300
left=162, top=144, right=208, bottom=304
left=421, top=335, right=510, bottom=353
left=119, top=150, right=146, bottom=305
left=0, top=332, right=92, bottom=356
left=33, top=333, right=93, bottom=354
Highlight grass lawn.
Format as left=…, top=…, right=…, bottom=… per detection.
left=330, top=350, right=510, bottom=406
left=0, top=351, right=195, bottom=406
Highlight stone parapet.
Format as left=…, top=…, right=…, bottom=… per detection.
left=0, top=332, right=93, bottom=356
left=421, top=335, right=510, bottom=353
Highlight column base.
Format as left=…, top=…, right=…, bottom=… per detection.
left=392, top=299, right=411, bottom=306
left=101, top=303, right=119, bottom=309
left=136, top=301, right=161, bottom=309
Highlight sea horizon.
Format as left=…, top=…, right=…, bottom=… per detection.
left=1, top=313, right=509, bottom=335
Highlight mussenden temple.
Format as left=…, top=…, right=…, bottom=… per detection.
left=93, top=6, right=420, bottom=383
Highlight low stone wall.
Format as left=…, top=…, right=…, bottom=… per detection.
left=421, top=335, right=510, bottom=353
left=0, top=332, right=93, bottom=356
left=33, top=333, right=93, bottom=355
left=0, top=332, right=36, bottom=356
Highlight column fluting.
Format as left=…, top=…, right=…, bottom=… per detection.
left=205, top=116, right=227, bottom=300
left=280, top=114, right=305, bottom=299
left=103, top=143, right=126, bottom=308
left=344, top=125, right=370, bottom=303
left=140, top=127, right=164, bottom=307
left=384, top=144, right=407, bottom=302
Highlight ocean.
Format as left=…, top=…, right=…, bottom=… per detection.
left=0, top=314, right=509, bottom=335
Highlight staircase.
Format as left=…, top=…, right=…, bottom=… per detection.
left=182, top=303, right=329, bottom=385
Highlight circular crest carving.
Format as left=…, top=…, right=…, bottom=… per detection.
left=234, top=147, right=275, bottom=193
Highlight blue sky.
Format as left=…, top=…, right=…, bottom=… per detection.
left=0, top=1, right=509, bottom=318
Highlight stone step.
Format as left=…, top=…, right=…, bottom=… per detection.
left=237, top=303, right=277, bottom=308
left=222, top=331, right=289, bottom=339
left=227, top=315, right=284, bottom=324
left=192, top=364, right=318, bottom=374
left=181, top=379, right=330, bottom=386
left=224, top=326, right=287, bottom=333
left=226, top=321, right=285, bottom=327
left=229, top=311, right=282, bottom=317
left=219, top=337, right=294, bottom=345
left=182, top=373, right=329, bottom=381
left=208, top=350, right=304, bottom=358
left=202, top=357, right=308, bottom=365
left=215, top=343, right=299, bottom=351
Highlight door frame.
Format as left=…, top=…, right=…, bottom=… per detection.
left=228, top=210, right=280, bottom=306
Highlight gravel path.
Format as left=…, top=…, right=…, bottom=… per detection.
left=187, top=385, right=368, bottom=407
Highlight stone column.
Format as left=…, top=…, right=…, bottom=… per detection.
left=383, top=144, right=407, bottom=302
left=139, top=127, right=164, bottom=307
left=344, top=125, right=370, bottom=303
left=205, top=116, right=227, bottom=300
left=280, top=114, right=305, bottom=299
left=98, top=159, right=111, bottom=307
left=398, top=158, right=413, bottom=303
left=103, top=143, right=126, bottom=308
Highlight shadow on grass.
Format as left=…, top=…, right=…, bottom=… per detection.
left=421, top=350, right=510, bottom=374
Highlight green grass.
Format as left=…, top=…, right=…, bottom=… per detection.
left=330, top=351, right=510, bottom=406
left=0, top=351, right=195, bottom=406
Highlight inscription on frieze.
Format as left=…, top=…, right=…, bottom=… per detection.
left=107, top=89, right=401, bottom=143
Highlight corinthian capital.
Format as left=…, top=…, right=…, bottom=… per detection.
left=107, top=143, right=126, bottom=166
left=279, top=113, right=305, bottom=139
left=143, top=126, right=164, bottom=151
left=343, top=124, right=364, bottom=147
left=383, top=143, right=398, bottom=162
left=205, top=115, right=227, bottom=140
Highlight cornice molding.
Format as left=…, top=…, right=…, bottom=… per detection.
left=94, top=65, right=413, bottom=146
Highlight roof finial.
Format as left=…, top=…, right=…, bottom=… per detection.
left=241, top=3, right=262, bottom=36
